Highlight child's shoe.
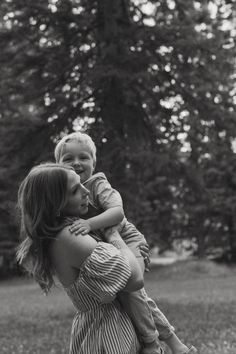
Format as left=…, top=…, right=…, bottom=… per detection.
left=142, top=340, right=164, bottom=354
left=142, top=349, right=164, bottom=354
left=183, top=346, right=198, bottom=354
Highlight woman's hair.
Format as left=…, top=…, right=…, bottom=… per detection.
left=16, top=163, right=73, bottom=294
left=54, top=132, right=97, bottom=164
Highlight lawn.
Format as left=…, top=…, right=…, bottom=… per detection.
left=1, top=259, right=236, bottom=354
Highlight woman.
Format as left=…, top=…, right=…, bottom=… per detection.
left=17, top=163, right=148, bottom=354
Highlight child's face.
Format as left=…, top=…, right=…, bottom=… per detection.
left=60, top=141, right=95, bottom=183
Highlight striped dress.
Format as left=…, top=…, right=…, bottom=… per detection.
left=64, top=243, right=140, bottom=354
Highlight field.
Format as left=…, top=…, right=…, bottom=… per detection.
left=1, top=259, right=236, bottom=354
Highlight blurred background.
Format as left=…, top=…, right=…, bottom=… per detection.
left=0, top=1, right=236, bottom=353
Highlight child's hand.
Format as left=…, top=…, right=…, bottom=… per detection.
left=69, top=219, right=91, bottom=235
left=139, top=242, right=151, bottom=272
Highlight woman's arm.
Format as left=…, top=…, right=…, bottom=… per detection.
left=103, top=228, right=144, bottom=292
left=55, top=227, right=143, bottom=292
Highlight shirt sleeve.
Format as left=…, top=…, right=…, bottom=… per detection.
left=95, top=177, right=123, bottom=210
left=78, top=242, right=131, bottom=303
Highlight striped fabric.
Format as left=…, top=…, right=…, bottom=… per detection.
left=64, top=243, right=140, bottom=354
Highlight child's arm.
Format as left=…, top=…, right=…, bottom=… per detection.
left=70, top=173, right=125, bottom=235
left=69, top=206, right=124, bottom=235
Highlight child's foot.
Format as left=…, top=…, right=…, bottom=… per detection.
left=175, top=346, right=198, bottom=354
left=142, top=340, right=164, bottom=354
left=142, top=349, right=164, bottom=354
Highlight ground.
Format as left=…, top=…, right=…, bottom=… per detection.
left=0, top=259, right=235, bottom=354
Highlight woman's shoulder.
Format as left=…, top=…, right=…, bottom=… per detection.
left=51, top=227, right=98, bottom=270
left=51, top=224, right=71, bottom=251
left=56, top=224, right=72, bottom=243
left=49, top=226, right=70, bottom=261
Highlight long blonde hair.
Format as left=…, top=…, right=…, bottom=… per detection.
left=17, top=163, right=73, bottom=293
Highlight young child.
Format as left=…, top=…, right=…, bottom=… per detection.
left=54, top=132, right=197, bottom=354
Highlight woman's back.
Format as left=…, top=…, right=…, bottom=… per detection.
left=49, top=226, right=97, bottom=287
left=54, top=239, right=140, bottom=353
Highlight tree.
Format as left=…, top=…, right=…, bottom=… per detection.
left=0, top=0, right=236, bottom=273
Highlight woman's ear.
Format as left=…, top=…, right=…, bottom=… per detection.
left=93, top=160, right=96, bottom=171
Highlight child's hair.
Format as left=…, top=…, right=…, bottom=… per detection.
left=16, top=163, right=74, bottom=294
left=54, top=132, right=97, bottom=164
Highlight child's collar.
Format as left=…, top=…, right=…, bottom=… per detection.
left=83, top=172, right=106, bottom=184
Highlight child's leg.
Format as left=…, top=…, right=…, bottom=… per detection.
left=131, top=249, right=193, bottom=354
left=118, top=289, right=162, bottom=354
left=125, top=245, right=175, bottom=343
left=143, top=288, right=175, bottom=341
left=121, top=227, right=197, bottom=354
left=143, top=289, right=192, bottom=353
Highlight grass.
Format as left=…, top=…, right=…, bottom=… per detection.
left=1, top=260, right=236, bottom=354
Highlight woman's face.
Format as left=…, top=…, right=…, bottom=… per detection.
left=61, top=170, right=89, bottom=217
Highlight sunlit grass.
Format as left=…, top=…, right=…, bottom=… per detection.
left=1, top=260, right=236, bottom=354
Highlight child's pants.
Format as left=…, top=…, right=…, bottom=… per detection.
left=119, top=287, right=174, bottom=345
left=120, top=226, right=175, bottom=344
left=109, top=221, right=175, bottom=344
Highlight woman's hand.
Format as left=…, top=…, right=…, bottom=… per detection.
left=139, top=242, right=151, bottom=272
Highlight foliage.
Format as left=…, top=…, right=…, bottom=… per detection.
left=0, top=0, right=236, bottom=272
